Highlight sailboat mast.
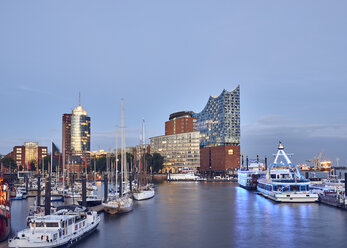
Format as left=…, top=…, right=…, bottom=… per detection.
left=115, top=126, right=118, bottom=195
left=121, top=99, right=125, bottom=195
left=142, top=119, right=147, bottom=186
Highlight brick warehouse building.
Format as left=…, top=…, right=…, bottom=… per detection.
left=165, top=111, right=197, bottom=135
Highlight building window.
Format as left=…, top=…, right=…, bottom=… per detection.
left=228, top=149, right=233, bottom=155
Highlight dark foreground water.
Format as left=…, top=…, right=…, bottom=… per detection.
left=9, top=182, right=347, bottom=248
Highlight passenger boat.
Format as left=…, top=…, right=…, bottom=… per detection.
left=8, top=206, right=100, bottom=247
left=0, top=178, right=11, bottom=241
left=238, top=162, right=265, bottom=190
left=257, top=142, right=318, bottom=203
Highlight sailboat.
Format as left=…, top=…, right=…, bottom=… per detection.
left=103, top=99, right=133, bottom=214
left=133, top=119, right=155, bottom=201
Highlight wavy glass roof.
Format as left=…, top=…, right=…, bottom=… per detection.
left=192, top=86, right=240, bottom=147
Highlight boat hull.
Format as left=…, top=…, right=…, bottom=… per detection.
left=0, top=213, right=10, bottom=242
left=8, top=215, right=100, bottom=248
left=102, top=203, right=119, bottom=215
left=257, top=187, right=318, bottom=203
left=133, top=190, right=155, bottom=201
left=77, top=200, right=102, bottom=207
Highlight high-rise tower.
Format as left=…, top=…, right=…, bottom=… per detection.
left=71, top=101, right=91, bottom=158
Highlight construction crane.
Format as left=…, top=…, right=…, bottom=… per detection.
left=306, top=151, right=323, bottom=170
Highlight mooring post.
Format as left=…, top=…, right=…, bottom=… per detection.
left=44, top=176, right=51, bottom=215
left=104, top=174, right=108, bottom=203
left=82, top=175, right=87, bottom=207
left=37, top=175, right=41, bottom=206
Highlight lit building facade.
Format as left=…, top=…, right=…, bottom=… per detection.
left=8, top=142, right=47, bottom=168
left=192, top=86, right=241, bottom=174
left=192, top=87, right=240, bottom=147
left=150, top=131, right=200, bottom=173
left=62, top=113, right=72, bottom=164
left=71, top=104, right=91, bottom=159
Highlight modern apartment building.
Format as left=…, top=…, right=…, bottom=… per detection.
left=150, top=131, right=200, bottom=173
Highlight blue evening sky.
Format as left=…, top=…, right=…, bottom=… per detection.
left=1, top=0, right=346, bottom=164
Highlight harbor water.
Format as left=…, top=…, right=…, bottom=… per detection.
left=7, top=182, right=347, bottom=248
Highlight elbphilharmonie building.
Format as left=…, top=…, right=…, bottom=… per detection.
left=192, top=86, right=240, bottom=148
left=194, top=86, right=240, bottom=174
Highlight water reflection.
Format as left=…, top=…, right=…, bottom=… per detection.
left=9, top=182, right=347, bottom=248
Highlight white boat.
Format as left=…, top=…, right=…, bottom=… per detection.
left=257, top=142, right=318, bottom=203
left=167, top=171, right=199, bottom=181
left=103, top=100, right=134, bottom=214
left=103, top=195, right=133, bottom=214
left=8, top=207, right=100, bottom=247
left=133, top=120, right=156, bottom=201
left=133, top=185, right=155, bottom=201
left=12, top=189, right=24, bottom=200
left=238, top=162, right=265, bottom=190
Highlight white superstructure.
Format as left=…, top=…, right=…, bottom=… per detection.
left=9, top=209, right=100, bottom=247
left=257, top=142, right=318, bottom=203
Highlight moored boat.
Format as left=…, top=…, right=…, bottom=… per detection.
left=133, top=184, right=155, bottom=201
left=238, top=162, right=265, bottom=190
left=257, top=142, right=318, bottom=203
left=8, top=207, right=100, bottom=247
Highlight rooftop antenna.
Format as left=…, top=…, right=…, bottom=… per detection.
left=78, top=92, right=81, bottom=106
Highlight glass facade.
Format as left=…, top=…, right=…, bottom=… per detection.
left=192, top=86, right=240, bottom=147
left=24, top=142, right=39, bottom=165
left=71, top=105, right=91, bottom=157
left=150, top=131, right=200, bottom=173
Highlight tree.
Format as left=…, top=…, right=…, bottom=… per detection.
left=29, top=161, right=37, bottom=171
left=1, top=156, right=16, bottom=168
left=152, top=153, right=164, bottom=173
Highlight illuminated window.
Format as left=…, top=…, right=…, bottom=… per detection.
left=228, top=149, right=233, bottom=155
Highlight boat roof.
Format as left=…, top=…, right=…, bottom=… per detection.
left=34, top=215, right=73, bottom=222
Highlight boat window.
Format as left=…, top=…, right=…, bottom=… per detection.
left=53, top=234, right=58, bottom=240
left=46, top=222, right=59, bottom=228
left=290, top=185, right=298, bottom=191
left=271, top=174, right=276, bottom=179
left=273, top=186, right=278, bottom=191
left=68, top=219, right=73, bottom=225
left=75, top=224, right=78, bottom=230
left=282, top=186, right=290, bottom=192
left=36, top=222, right=44, bottom=227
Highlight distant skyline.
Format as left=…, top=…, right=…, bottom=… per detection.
left=1, top=1, right=347, bottom=164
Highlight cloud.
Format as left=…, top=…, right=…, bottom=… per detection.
left=16, top=85, right=50, bottom=94
left=241, top=115, right=347, bottom=164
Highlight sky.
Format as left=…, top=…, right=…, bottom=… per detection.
left=1, top=0, right=347, bottom=165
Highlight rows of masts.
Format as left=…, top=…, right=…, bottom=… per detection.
left=33, top=99, right=149, bottom=208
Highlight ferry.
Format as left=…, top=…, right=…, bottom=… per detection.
left=238, top=162, right=265, bottom=190
left=257, top=142, right=318, bottom=203
left=8, top=207, right=100, bottom=247
left=167, top=171, right=199, bottom=181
